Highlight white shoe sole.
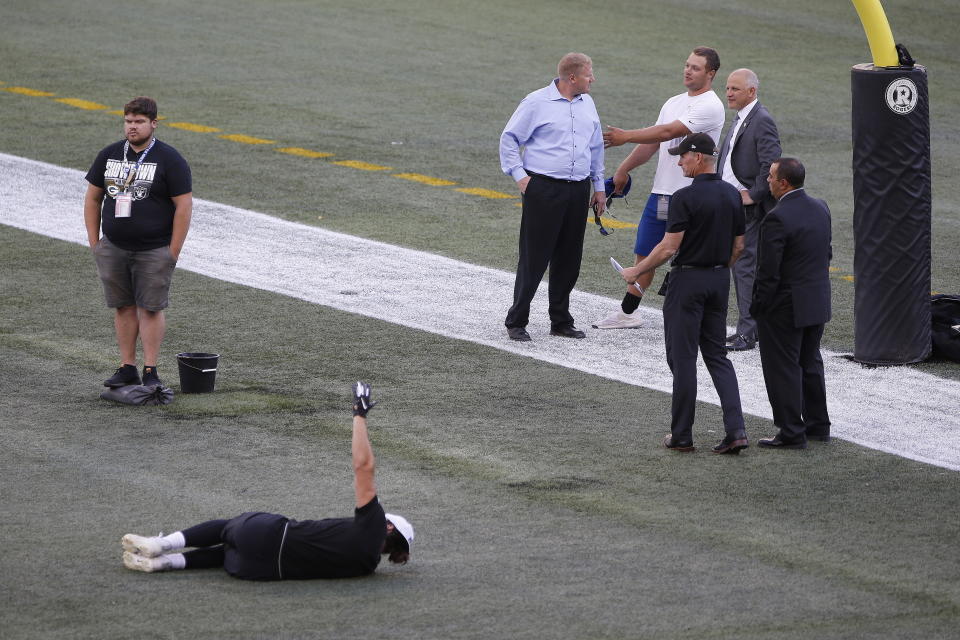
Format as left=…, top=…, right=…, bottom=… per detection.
left=591, top=324, right=642, bottom=330
left=591, top=311, right=642, bottom=330
left=591, top=320, right=643, bottom=329
left=123, top=551, right=164, bottom=572
left=121, top=534, right=163, bottom=558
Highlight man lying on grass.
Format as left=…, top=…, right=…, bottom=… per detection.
left=120, top=382, right=414, bottom=579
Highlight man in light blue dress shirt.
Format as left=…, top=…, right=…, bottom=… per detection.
left=499, top=52, right=606, bottom=342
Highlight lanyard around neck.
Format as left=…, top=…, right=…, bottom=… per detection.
left=121, top=137, right=157, bottom=189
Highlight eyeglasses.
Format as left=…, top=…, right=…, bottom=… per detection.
left=594, top=194, right=628, bottom=236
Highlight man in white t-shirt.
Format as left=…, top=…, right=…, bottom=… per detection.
left=594, top=47, right=725, bottom=329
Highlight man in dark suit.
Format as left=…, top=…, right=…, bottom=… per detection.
left=717, top=69, right=782, bottom=351
left=751, top=158, right=832, bottom=449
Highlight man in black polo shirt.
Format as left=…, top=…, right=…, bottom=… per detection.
left=620, top=133, right=748, bottom=454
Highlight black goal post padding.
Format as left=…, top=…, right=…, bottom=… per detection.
left=851, top=61, right=931, bottom=365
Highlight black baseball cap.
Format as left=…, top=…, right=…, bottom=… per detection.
left=667, top=132, right=718, bottom=156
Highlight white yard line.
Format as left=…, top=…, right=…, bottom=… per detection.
left=3, top=152, right=959, bottom=470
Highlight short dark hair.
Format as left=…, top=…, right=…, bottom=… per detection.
left=383, top=528, right=410, bottom=564
left=692, top=46, right=720, bottom=74
left=124, top=96, right=158, bottom=121
left=773, top=157, right=805, bottom=188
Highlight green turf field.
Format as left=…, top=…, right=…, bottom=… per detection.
left=2, top=0, right=959, bottom=638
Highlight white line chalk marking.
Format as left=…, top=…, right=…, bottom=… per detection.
left=2, top=152, right=958, bottom=470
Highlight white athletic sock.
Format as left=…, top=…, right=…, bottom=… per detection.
left=165, top=553, right=187, bottom=570
left=160, top=531, right=186, bottom=551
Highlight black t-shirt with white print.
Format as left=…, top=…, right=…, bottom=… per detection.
left=85, top=139, right=192, bottom=251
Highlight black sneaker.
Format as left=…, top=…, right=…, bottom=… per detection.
left=142, top=366, right=162, bottom=388
left=104, top=365, right=141, bottom=388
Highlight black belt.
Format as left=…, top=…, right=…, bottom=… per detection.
left=671, top=264, right=727, bottom=271
left=527, top=171, right=590, bottom=184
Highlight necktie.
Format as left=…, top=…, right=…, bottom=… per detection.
left=727, top=114, right=740, bottom=151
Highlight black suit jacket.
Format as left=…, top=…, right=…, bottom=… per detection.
left=750, top=189, right=832, bottom=327
left=717, top=102, right=781, bottom=217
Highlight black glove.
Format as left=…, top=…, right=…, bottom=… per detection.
left=352, top=381, right=377, bottom=417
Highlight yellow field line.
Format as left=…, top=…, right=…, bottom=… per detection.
left=332, top=160, right=392, bottom=171
left=167, top=122, right=222, bottom=133
left=5, top=86, right=54, bottom=97
left=455, top=187, right=517, bottom=199
left=276, top=147, right=334, bottom=159
left=54, top=98, right=108, bottom=110
left=393, top=172, right=457, bottom=186
left=219, top=133, right=275, bottom=145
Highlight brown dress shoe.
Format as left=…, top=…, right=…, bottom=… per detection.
left=663, top=434, right=695, bottom=452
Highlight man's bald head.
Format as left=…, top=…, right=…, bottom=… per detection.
left=725, top=68, right=759, bottom=111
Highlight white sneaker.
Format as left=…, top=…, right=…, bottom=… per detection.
left=123, top=551, right=172, bottom=573
left=121, top=533, right=165, bottom=558
left=591, top=309, right=642, bottom=329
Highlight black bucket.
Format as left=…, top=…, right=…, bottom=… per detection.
left=176, top=352, right=219, bottom=393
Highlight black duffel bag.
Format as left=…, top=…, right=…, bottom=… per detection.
left=931, top=294, right=960, bottom=362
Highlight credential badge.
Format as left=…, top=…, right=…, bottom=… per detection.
left=885, top=77, right=918, bottom=115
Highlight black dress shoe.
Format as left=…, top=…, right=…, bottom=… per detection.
left=550, top=325, right=586, bottom=339
left=507, top=327, right=532, bottom=342
left=726, top=334, right=756, bottom=351
left=663, top=434, right=695, bottom=452
left=757, top=435, right=807, bottom=449
left=807, top=432, right=831, bottom=442
left=725, top=333, right=738, bottom=343
left=712, top=434, right=749, bottom=454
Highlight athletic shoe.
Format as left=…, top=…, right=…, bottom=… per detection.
left=142, top=366, right=162, bottom=388
left=123, top=551, right=172, bottom=573
left=121, top=533, right=165, bottom=557
left=591, top=310, right=642, bottom=329
left=104, top=365, right=141, bottom=388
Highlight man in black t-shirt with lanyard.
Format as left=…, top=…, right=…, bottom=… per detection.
left=619, top=133, right=749, bottom=454
left=119, top=382, right=415, bottom=579
left=84, top=96, right=192, bottom=389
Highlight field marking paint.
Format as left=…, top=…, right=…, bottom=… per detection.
left=167, top=122, right=222, bottom=133
left=4, top=86, right=54, bottom=97
left=218, top=133, right=275, bottom=145
left=455, top=187, right=518, bottom=199
left=276, top=147, right=334, bottom=159
left=331, top=160, right=392, bottom=171
left=54, top=98, right=108, bottom=110
left=393, top=173, right=458, bottom=187
left=2, top=152, right=959, bottom=472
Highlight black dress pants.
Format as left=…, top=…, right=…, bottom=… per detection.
left=505, top=174, right=590, bottom=330
left=663, top=268, right=746, bottom=444
left=756, top=309, right=830, bottom=443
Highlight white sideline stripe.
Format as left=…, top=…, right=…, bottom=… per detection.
left=2, top=152, right=959, bottom=471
